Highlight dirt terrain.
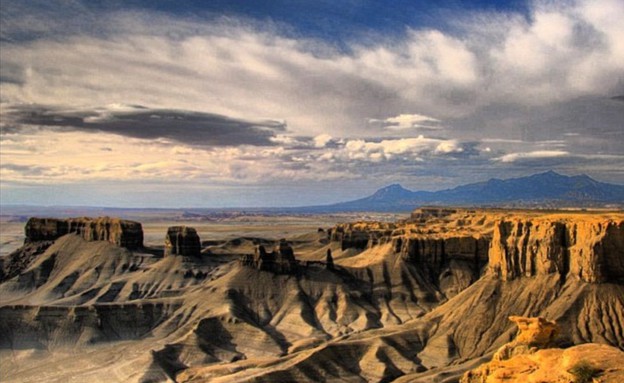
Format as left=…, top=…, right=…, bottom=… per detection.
left=1, top=208, right=623, bottom=382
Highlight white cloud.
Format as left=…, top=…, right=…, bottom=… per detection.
left=340, top=135, right=463, bottom=162
left=1, top=0, right=622, bottom=137
left=369, top=113, right=442, bottom=130
left=313, top=134, right=332, bottom=148
left=496, top=150, right=570, bottom=163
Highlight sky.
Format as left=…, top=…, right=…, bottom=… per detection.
left=1, top=0, right=623, bottom=208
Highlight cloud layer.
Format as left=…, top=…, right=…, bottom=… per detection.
left=1, top=0, right=623, bottom=206
left=3, top=104, right=287, bottom=147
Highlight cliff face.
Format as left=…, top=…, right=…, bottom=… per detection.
left=489, top=218, right=624, bottom=283
left=25, top=217, right=144, bottom=250
left=164, top=226, right=201, bottom=257
left=395, top=236, right=489, bottom=272
left=329, top=218, right=490, bottom=299
left=329, top=222, right=397, bottom=250
left=240, top=240, right=299, bottom=274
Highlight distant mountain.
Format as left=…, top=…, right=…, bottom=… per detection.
left=313, top=171, right=624, bottom=212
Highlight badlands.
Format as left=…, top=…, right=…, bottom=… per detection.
left=1, top=208, right=623, bottom=382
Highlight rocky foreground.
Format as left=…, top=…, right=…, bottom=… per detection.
left=0, top=208, right=623, bottom=382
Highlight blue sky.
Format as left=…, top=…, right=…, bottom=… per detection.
left=1, top=0, right=623, bottom=207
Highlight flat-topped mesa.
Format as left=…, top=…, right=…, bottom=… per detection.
left=164, top=226, right=201, bottom=257
left=240, top=239, right=298, bottom=274
left=488, top=218, right=624, bottom=283
left=24, top=217, right=143, bottom=250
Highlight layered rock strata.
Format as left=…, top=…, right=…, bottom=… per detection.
left=24, top=217, right=143, bottom=250
left=164, top=226, right=201, bottom=257
left=489, top=218, right=624, bottom=283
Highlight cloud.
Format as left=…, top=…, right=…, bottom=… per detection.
left=334, top=135, right=466, bottom=162
left=1, top=0, right=624, bottom=206
left=0, top=163, right=47, bottom=176
left=313, top=134, right=332, bottom=148
left=1, top=0, right=622, bottom=136
left=369, top=113, right=442, bottom=130
left=495, top=150, right=570, bottom=163
left=3, top=104, right=287, bottom=147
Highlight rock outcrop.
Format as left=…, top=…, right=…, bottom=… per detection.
left=489, top=218, right=624, bottom=283
left=164, top=226, right=201, bottom=257
left=240, top=239, right=298, bottom=274
left=461, top=316, right=624, bottom=383
left=330, top=222, right=397, bottom=250
left=24, top=217, right=143, bottom=250
left=410, top=207, right=459, bottom=221
left=0, top=241, right=53, bottom=282
left=492, top=316, right=559, bottom=361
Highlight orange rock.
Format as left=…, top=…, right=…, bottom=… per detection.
left=462, top=343, right=624, bottom=383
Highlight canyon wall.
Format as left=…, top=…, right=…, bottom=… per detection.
left=24, top=217, right=144, bottom=250
left=330, top=211, right=624, bottom=285
left=489, top=218, right=624, bottom=283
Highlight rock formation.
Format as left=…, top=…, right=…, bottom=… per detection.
left=492, top=316, right=559, bottom=361
left=330, top=222, right=397, bottom=250
left=325, top=249, right=334, bottom=270
left=461, top=316, right=624, bottom=383
left=3, top=209, right=624, bottom=383
left=410, top=207, right=458, bottom=221
left=24, top=217, right=143, bottom=250
left=164, top=226, right=201, bottom=257
left=489, top=218, right=624, bottom=283
left=240, top=239, right=298, bottom=274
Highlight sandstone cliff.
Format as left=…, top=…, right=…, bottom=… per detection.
left=25, top=217, right=144, bottom=250
left=489, top=217, right=624, bottom=283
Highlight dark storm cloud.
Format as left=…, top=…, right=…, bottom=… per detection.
left=4, top=104, right=287, bottom=147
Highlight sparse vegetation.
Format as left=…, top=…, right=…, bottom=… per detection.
left=569, top=360, right=601, bottom=383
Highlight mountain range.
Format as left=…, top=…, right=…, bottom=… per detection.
left=314, top=171, right=624, bottom=212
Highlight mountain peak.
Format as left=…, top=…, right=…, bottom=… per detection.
left=369, top=184, right=413, bottom=200
left=379, top=183, right=408, bottom=192
left=536, top=170, right=565, bottom=178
